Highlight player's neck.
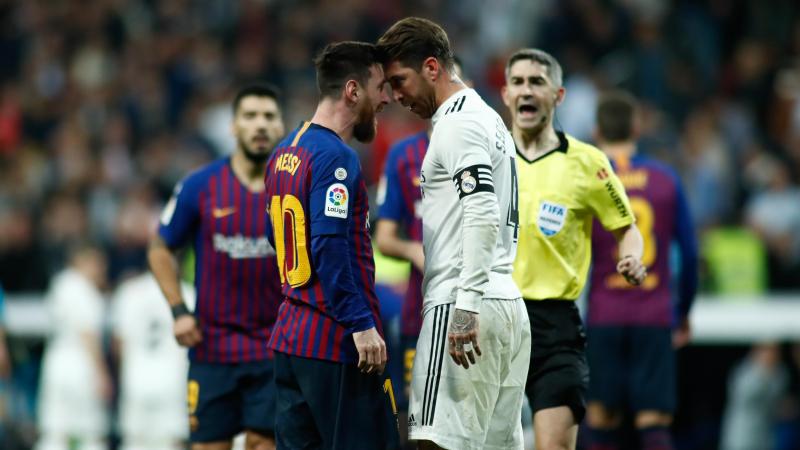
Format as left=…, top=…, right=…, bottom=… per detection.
left=434, top=74, right=468, bottom=110
left=310, top=99, right=356, bottom=142
left=601, top=141, right=636, bottom=160
left=231, top=151, right=266, bottom=192
left=513, top=125, right=560, bottom=161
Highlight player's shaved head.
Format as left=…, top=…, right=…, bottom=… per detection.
left=376, top=17, right=455, bottom=72
left=505, top=48, right=563, bottom=88
left=314, top=41, right=381, bottom=99
left=596, top=90, right=638, bottom=142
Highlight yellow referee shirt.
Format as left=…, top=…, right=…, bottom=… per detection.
left=513, top=132, right=635, bottom=301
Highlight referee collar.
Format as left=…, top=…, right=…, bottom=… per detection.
left=516, top=131, right=569, bottom=164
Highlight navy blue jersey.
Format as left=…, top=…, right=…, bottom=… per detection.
left=589, top=154, right=698, bottom=326
left=158, top=158, right=282, bottom=362
left=265, top=122, right=383, bottom=363
left=377, top=131, right=427, bottom=337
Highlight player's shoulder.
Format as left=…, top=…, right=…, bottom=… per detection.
left=437, top=89, right=497, bottom=125
left=632, top=155, right=683, bottom=186
left=387, top=131, right=428, bottom=161
left=179, top=157, right=229, bottom=191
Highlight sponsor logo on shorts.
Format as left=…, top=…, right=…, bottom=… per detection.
left=408, top=413, right=417, bottom=427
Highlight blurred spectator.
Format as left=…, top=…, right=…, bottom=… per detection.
left=744, top=157, right=800, bottom=290
left=111, top=272, right=193, bottom=450
left=36, top=243, right=110, bottom=450
left=720, top=343, right=789, bottom=450
left=0, top=284, right=11, bottom=442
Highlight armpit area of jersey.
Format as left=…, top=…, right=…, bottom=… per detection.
left=452, top=164, right=494, bottom=198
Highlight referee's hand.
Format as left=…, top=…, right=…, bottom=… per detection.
left=173, top=315, right=203, bottom=347
left=353, top=327, right=387, bottom=375
left=616, top=255, right=647, bottom=286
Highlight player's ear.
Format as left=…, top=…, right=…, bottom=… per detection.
left=344, top=79, right=359, bottom=105
left=422, top=57, right=438, bottom=81
left=554, top=86, right=566, bottom=106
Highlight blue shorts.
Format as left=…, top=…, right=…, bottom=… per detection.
left=187, top=360, right=276, bottom=442
left=586, top=326, right=676, bottom=413
left=273, top=351, right=401, bottom=450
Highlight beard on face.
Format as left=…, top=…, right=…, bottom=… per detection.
left=353, top=96, right=377, bottom=143
left=238, top=136, right=272, bottom=163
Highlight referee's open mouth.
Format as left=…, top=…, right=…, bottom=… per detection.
left=518, top=104, right=538, bottom=118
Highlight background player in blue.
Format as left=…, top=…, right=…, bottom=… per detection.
left=586, top=91, right=698, bottom=450
left=264, top=41, right=399, bottom=449
left=148, top=84, right=285, bottom=450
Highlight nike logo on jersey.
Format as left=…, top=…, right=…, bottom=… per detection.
left=212, top=206, right=237, bottom=218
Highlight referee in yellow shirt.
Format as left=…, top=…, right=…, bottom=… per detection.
left=501, top=49, right=647, bottom=450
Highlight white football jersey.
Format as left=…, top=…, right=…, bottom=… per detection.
left=420, top=88, right=521, bottom=313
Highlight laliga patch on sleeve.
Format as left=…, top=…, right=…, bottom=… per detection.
left=325, top=183, right=349, bottom=218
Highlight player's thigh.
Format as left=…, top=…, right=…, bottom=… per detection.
left=286, top=353, right=398, bottom=450
left=243, top=430, right=275, bottom=450
left=408, top=302, right=514, bottom=449
left=586, top=326, right=627, bottom=411
left=629, top=327, right=676, bottom=413
left=483, top=299, right=530, bottom=450
left=188, top=362, right=242, bottom=444
left=239, top=360, right=277, bottom=438
left=533, top=406, right=579, bottom=450
left=525, top=301, right=589, bottom=424
left=273, top=352, right=323, bottom=450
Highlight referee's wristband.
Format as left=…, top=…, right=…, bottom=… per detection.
left=170, top=303, right=192, bottom=319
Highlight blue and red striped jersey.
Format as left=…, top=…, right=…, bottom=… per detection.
left=158, top=158, right=282, bottom=363
left=377, top=131, right=427, bottom=337
left=264, top=122, right=383, bottom=363
left=588, top=154, right=698, bottom=327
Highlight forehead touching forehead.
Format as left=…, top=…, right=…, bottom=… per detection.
left=505, top=49, right=563, bottom=87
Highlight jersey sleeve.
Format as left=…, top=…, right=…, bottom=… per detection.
left=585, top=152, right=635, bottom=231
left=377, top=147, right=405, bottom=222
left=308, top=147, right=361, bottom=237
left=671, top=171, right=699, bottom=321
left=308, top=146, right=375, bottom=332
left=434, top=117, right=499, bottom=313
left=158, top=174, right=203, bottom=249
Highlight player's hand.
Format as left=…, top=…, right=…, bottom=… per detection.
left=672, top=317, right=691, bottom=349
left=173, top=315, right=203, bottom=347
left=447, top=308, right=482, bottom=369
left=353, top=327, right=387, bottom=375
left=616, top=255, right=646, bottom=285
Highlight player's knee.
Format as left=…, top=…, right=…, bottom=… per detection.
left=635, top=410, right=672, bottom=428
left=244, top=431, right=275, bottom=450
left=586, top=402, right=622, bottom=428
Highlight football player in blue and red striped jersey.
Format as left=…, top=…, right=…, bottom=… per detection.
left=264, top=41, right=399, bottom=449
left=586, top=91, right=698, bottom=450
left=148, top=84, right=284, bottom=450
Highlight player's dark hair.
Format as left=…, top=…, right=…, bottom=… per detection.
left=376, top=17, right=455, bottom=73
left=596, top=90, right=638, bottom=142
left=314, top=41, right=380, bottom=99
left=505, top=48, right=563, bottom=88
left=232, top=83, right=281, bottom=113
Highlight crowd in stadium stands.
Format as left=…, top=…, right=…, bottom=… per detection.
left=0, top=0, right=800, bottom=449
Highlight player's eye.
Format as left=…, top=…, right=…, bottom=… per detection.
left=244, top=112, right=256, bottom=119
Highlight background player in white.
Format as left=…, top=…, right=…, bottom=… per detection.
left=112, top=271, right=194, bottom=450
left=36, top=243, right=110, bottom=450
left=378, top=17, right=531, bottom=450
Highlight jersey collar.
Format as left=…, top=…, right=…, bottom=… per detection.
left=515, top=131, right=569, bottom=164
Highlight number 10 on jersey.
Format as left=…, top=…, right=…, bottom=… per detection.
left=269, top=195, right=312, bottom=287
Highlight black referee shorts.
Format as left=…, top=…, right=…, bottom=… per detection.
left=525, top=299, right=589, bottom=423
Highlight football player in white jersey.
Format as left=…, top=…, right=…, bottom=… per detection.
left=112, top=272, right=194, bottom=450
left=378, top=17, right=531, bottom=450
left=36, top=244, right=110, bottom=450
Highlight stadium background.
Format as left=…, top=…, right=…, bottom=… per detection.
left=0, top=0, right=799, bottom=449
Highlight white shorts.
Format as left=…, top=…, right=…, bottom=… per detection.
left=408, top=299, right=531, bottom=450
